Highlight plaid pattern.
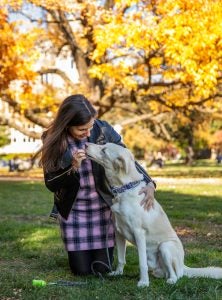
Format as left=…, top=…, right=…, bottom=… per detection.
left=58, top=137, right=115, bottom=251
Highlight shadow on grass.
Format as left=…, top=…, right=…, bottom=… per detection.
left=157, top=189, right=222, bottom=224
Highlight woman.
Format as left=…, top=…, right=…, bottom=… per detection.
left=40, top=94, right=156, bottom=276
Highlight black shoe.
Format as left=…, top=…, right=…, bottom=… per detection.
left=49, top=212, right=58, bottom=221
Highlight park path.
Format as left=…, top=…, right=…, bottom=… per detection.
left=0, top=175, right=43, bottom=181
left=154, top=177, right=222, bottom=185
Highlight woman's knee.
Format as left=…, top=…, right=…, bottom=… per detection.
left=68, top=251, right=92, bottom=275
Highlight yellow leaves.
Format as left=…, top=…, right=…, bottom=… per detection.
left=123, top=124, right=166, bottom=153
left=157, top=0, right=222, bottom=98
left=94, top=0, right=222, bottom=104
left=2, top=0, right=222, bottom=122
left=92, top=7, right=159, bottom=85
left=135, top=65, right=147, bottom=77
left=89, top=62, right=137, bottom=90
left=114, top=0, right=139, bottom=8
left=148, top=100, right=167, bottom=114
left=27, top=0, right=77, bottom=12
left=8, top=82, right=60, bottom=114
left=1, top=0, right=23, bottom=9
left=0, top=6, right=40, bottom=102
left=92, top=0, right=222, bottom=108
left=150, top=57, right=162, bottom=68
left=88, top=65, right=103, bottom=80
left=100, top=11, right=115, bottom=24
left=92, top=19, right=127, bottom=63
left=157, top=0, right=209, bottom=15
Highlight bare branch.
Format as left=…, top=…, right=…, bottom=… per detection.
left=1, top=94, right=51, bottom=128
left=138, top=80, right=182, bottom=89
left=120, top=113, right=153, bottom=127
left=187, top=93, right=222, bottom=106
left=0, top=114, right=42, bottom=139
left=38, top=68, right=76, bottom=88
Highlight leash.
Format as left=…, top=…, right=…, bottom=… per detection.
left=47, top=166, right=74, bottom=182
left=90, top=211, right=113, bottom=281
left=32, top=279, right=87, bottom=287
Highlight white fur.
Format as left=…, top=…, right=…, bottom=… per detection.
left=86, top=143, right=222, bottom=287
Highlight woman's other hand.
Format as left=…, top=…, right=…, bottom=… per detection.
left=139, top=182, right=155, bottom=211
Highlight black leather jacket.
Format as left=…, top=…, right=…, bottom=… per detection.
left=44, top=119, right=154, bottom=219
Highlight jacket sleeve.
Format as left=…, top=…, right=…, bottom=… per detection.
left=44, top=166, right=79, bottom=193
left=101, top=120, right=156, bottom=187
left=44, top=148, right=79, bottom=193
left=135, top=161, right=156, bottom=187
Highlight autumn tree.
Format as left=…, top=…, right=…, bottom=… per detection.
left=0, top=0, right=222, bottom=158
left=0, top=6, right=42, bottom=136
left=90, top=0, right=222, bottom=156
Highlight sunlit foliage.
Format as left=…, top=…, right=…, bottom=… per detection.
left=0, top=0, right=222, bottom=157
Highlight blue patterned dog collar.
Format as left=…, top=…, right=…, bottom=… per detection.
left=111, top=179, right=144, bottom=195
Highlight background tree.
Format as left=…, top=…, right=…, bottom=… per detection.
left=0, top=0, right=222, bottom=159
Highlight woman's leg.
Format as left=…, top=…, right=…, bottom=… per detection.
left=68, top=250, right=93, bottom=275
left=91, top=247, right=114, bottom=274
left=68, top=247, right=114, bottom=275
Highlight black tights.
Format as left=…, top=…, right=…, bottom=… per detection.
left=68, top=247, right=114, bottom=276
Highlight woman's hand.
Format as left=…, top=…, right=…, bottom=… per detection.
left=139, top=182, right=155, bottom=211
left=72, top=149, right=87, bottom=170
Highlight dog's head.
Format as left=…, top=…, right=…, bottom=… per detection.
left=86, top=143, right=143, bottom=183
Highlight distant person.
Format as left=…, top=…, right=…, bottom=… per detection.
left=216, top=153, right=222, bottom=164
left=39, top=94, right=156, bottom=276
left=151, top=151, right=164, bottom=168
left=13, top=156, right=22, bottom=171
left=8, top=158, right=15, bottom=172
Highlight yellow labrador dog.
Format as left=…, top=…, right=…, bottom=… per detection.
left=86, top=142, right=222, bottom=287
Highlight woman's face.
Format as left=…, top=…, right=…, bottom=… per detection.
left=68, top=118, right=95, bottom=140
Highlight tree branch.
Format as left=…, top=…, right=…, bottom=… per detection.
left=47, top=9, right=94, bottom=90
left=1, top=94, right=51, bottom=128
left=38, top=68, right=76, bottom=88
left=0, top=114, right=42, bottom=139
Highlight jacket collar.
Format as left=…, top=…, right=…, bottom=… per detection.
left=88, top=120, right=106, bottom=145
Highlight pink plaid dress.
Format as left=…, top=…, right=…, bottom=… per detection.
left=58, top=137, right=115, bottom=251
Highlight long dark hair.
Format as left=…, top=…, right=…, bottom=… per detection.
left=40, top=94, right=97, bottom=172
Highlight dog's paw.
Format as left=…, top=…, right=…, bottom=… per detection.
left=152, top=268, right=164, bottom=278
left=166, top=277, right=177, bottom=284
left=137, top=279, right=149, bottom=288
left=109, top=270, right=123, bottom=276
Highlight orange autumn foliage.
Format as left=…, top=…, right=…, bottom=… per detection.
left=0, top=0, right=222, bottom=149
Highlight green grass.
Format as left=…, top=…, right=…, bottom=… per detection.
left=148, top=159, right=222, bottom=178
left=1, top=158, right=222, bottom=180
left=0, top=179, right=222, bottom=300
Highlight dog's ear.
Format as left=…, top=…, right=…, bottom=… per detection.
left=114, top=155, right=128, bottom=174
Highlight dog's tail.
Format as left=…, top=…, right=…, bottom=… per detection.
left=184, top=265, right=222, bottom=279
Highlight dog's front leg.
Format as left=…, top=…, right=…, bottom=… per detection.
left=134, top=230, right=149, bottom=287
left=109, top=230, right=126, bottom=276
